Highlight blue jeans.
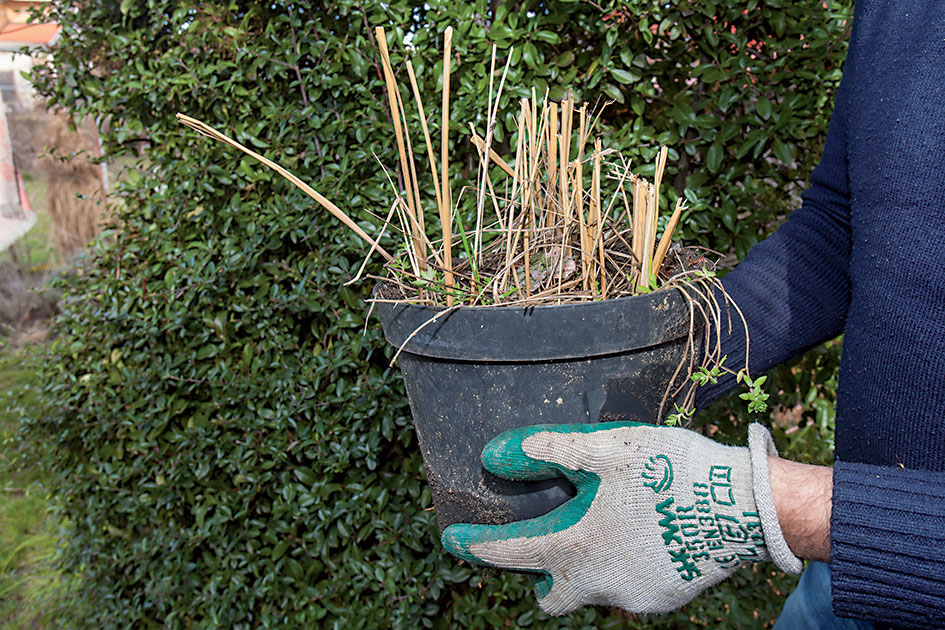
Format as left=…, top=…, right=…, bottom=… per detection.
left=774, top=562, right=873, bottom=630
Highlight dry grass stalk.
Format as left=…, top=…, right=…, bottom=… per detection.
left=474, top=46, right=513, bottom=269
left=440, top=27, right=455, bottom=305
left=175, top=113, right=392, bottom=262
left=470, top=134, right=514, bottom=177
left=653, top=197, right=686, bottom=274
left=592, top=138, right=605, bottom=296
left=375, top=27, right=425, bottom=269
left=405, top=60, right=443, bottom=221
left=546, top=103, right=558, bottom=231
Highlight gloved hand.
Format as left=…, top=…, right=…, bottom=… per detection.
left=441, top=422, right=802, bottom=616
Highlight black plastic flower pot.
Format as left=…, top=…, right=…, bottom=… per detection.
left=375, top=286, right=698, bottom=530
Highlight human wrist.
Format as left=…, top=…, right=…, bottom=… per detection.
left=767, top=455, right=833, bottom=562
left=747, top=424, right=804, bottom=573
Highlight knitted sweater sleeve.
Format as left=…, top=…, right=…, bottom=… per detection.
left=694, top=73, right=853, bottom=408
left=831, top=462, right=945, bottom=627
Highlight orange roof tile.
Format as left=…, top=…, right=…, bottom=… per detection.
left=0, top=22, right=59, bottom=47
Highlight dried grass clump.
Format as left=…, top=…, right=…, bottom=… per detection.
left=36, top=112, right=105, bottom=258
left=178, top=28, right=704, bottom=310
left=363, top=28, right=701, bottom=309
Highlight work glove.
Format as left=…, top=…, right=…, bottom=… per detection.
left=441, top=422, right=802, bottom=616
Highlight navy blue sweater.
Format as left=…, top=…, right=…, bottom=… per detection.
left=699, top=2, right=945, bottom=627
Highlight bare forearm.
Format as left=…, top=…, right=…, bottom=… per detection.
left=768, top=455, right=833, bottom=562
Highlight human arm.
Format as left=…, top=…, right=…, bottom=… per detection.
left=691, top=29, right=945, bottom=624
left=768, top=453, right=945, bottom=627
left=768, top=455, right=832, bottom=562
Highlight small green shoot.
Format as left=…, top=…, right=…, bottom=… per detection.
left=453, top=211, right=481, bottom=289
left=691, top=355, right=726, bottom=386
left=667, top=355, right=769, bottom=426
left=694, top=266, right=716, bottom=280
left=665, top=404, right=694, bottom=427
left=412, top=267, right=439, bottom=288
left=636, top=271, right=659, bottom=294
left=737, top=370, right=770, bottom=414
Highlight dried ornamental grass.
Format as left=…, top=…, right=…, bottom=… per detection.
left=179, top=61, right=688, bottom=305
left=177, top=26, right=765, bottom=421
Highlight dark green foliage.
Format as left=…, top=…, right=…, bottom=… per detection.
left=23, top=0, right=849, bottom=627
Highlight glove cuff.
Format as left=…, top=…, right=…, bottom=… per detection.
left=748, top=423, right=804, bottom=574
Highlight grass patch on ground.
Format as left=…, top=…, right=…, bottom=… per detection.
left=0, top=161, right=91, bottom=627
left=19, top=173, right=57, bottom=272
left=0, top=342, right=62, bottom=628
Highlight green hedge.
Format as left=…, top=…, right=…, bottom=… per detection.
left=23, top=0, right=850, bottom=627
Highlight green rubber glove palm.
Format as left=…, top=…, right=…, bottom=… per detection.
left=441, top=422, right=802, bottom=616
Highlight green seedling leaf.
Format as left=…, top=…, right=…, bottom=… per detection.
left=665, top=404, right=695, bottom=427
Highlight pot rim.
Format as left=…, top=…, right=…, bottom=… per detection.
left=373, top=283, right=700, bottom=362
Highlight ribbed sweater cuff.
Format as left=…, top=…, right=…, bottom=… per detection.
left=830, top=460, right=945, bottom=627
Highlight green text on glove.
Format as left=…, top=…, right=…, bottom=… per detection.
left=648, top=459, right=767, bottom=582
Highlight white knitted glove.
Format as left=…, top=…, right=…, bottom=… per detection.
left=441, top=422, right=802, bottom=616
